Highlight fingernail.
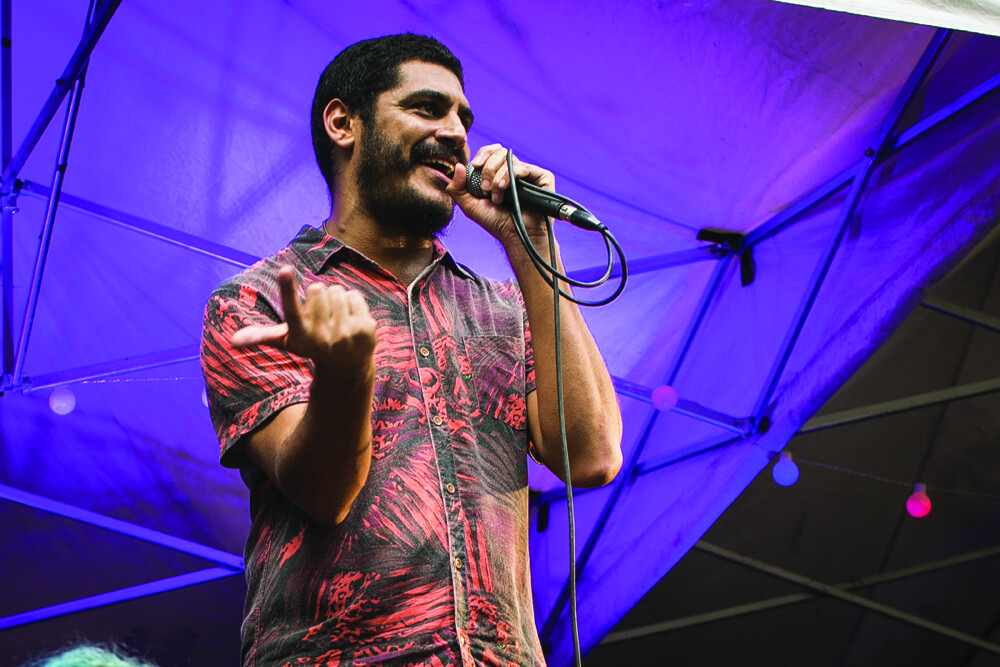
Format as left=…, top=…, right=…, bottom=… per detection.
left=481, top=179, right=491, bottom=191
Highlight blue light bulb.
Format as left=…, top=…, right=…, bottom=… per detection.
left=772, top=452, right=799, bottom=486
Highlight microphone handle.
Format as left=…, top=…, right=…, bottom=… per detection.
left=465, top=164, right=603, bottom=231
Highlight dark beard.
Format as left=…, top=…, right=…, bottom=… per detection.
left=355, top=123, right=456, bottom=240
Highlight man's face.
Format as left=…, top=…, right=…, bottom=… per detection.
left=354, top=61, right=473, bottom=239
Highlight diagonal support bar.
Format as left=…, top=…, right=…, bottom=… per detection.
left=20, top=344, right=200, bottom=392
left=889, top=68, right=1000, bottom=153
left=0, top=0, right=121, bottom=191
left=695, top=540, right=1000, bottom=656
left=568, top=245, right=721, bottom=283
left=0, top=483, right=244, bottom=569
left=634, top=434, right=743, bottom=478
left=800, top=377, right=1000, bottom=433
left=612, top=376, right=755, bottom=435
left=751, top=30, right=951, bottom=419
left=603, top=543, right=1000, bottom=644
left=0, top=567, right=242, bottom=631
left=11, top=0, right=100, bottom=386
left=746, top=33, right=1000, bottom=252
left=19, top=181, right=258, bottom=267
left=922, top=296, right=1000, bottom=334
left=1, top=0, right=12, bottom=385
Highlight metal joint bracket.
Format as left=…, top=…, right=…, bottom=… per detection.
left=1, top=178, right=21, bottom=212
left=696, top=228, right=755, bottom=285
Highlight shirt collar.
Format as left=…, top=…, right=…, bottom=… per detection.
left=290, top=224, right=473, bottom=280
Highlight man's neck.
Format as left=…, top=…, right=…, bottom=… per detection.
left=324, top=211, right=437, bottom=288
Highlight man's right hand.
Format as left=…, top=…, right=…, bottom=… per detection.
left=231, top=266, right=376, bottom=374
left=232, top=265, right=377, bottom=527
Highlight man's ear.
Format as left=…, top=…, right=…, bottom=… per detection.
left=323, top=99, right=358, bottom=149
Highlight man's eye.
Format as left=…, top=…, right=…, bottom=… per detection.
left=415, top=103, right=437, bottom=115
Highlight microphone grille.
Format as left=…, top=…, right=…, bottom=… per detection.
left=465, top=164, right=486, bottom=199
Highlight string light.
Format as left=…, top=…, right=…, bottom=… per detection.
left=48, top=386, right=76, bottom=415
left=771, top=451, right=800, bottom=487
left=651, top=385, right=678, bottom=411
left=906, top=483, right=932, bottom=518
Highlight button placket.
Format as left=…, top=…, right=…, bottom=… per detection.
left=408, top=285, right=471, bottom=655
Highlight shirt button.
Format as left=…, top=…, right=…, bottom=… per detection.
left=432, top=415, right=443, bottom=426
left=419, top=346, right=430, bottom=357
left=446, top=483, right=455, bottom=494
left=454, top=557, right=463, bottom=570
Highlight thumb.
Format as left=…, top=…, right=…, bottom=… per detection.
left=231, top=322, right=290, bottom=348
left=447, top=162, right=471, bottom=200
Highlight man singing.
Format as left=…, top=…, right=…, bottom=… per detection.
left=201, top=33, right=622, bottom=667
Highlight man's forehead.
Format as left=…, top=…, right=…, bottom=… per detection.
left=393, top=61, right=469, bottom=105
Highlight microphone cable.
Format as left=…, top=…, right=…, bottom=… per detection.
left=499, top=150, right=628, bottom=667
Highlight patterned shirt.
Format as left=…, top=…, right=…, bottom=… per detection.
left=201, top=225, right=546, bottom=667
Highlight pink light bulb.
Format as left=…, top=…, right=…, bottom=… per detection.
left=651, top=385, right=678, bottom=411
left=906, top=483, right=932, bottom=518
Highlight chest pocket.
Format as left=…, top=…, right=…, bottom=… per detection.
left=463, top=335, right=527, bottom=431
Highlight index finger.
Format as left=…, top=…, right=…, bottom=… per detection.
left=277, top=266, right=303, bottom=331
left=469, top=143, right=504, bottom=169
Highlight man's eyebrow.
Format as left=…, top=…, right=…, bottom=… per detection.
left=403, top=88, right=474, bottom=128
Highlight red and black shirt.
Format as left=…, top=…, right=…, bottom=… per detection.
left=202, top=225, right=545, bottom=666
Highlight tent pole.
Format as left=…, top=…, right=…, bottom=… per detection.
left=890, top=68, right=1000, bottom=152
left=634, top=434, right=743, bottom=477
left=922, top=296, right=1000, bottom=334
left=0, top=482, right=243, bottom=568
left=568, top=245, right=720, bottom=283
left=799, top=376, right=1000, bottom=433
left=750, top=29, right=951, bottom=420
left=602, top=544, right=1000, bottom=644
left=18, top=180, right=258, bottom=267
left=11, top=1, right=102, bottom=387
left=747, top=34, right=1000, bottom=250
left=694, top=540, right=1000, bottom=656
left=540, top=254, right=736, bottom=643
left=0, top=567, right=243, bottom=631
left=20, top=344, right=200, bottom=392
left=0, top=0, right=120, bottom=190
left=1, top=0, right=12, bottom=387
left=612, top=376, right=755, bottom=434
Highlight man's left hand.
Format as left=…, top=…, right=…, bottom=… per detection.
left=447, top=144, right=554, bottom=247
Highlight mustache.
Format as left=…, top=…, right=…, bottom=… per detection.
left=409, top=141, right=464, bottom=165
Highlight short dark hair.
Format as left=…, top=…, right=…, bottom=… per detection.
left=310, top=34, right=464, bottom=193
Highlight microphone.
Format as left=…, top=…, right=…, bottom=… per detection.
left=465, top=164, right=604, bottom=231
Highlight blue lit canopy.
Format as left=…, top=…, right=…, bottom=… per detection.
left=2, top=1, right=999, bottom=665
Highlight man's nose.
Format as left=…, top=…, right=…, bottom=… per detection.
left=435, top=111, right=467, bottom=150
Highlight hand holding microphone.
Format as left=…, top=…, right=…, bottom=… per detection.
left=447, top=145, right=625, bottom=308
left=464, top=159, right=604, bottom=232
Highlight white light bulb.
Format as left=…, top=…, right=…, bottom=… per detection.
left=49, top=386, right=76, bottom=415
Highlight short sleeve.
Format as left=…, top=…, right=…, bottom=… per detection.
left=201, top=280, right=313, bottom=468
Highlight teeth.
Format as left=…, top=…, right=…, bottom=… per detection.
left=424, top=159, right=455, bottom=178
